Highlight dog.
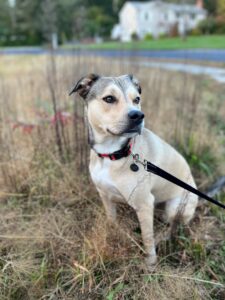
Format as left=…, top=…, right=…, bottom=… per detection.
left=70, top=74, right=198, bottom=268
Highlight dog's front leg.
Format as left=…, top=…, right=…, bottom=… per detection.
left=135, top=194, right=157, bottom=268
left=98, top=189, right=117, bottom=223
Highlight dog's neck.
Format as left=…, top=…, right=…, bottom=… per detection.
left=92, top=133, right=129, bottom=154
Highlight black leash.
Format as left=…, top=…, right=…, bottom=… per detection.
left=131, top=153, right=225, bottom=210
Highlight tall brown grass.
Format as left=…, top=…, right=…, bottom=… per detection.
left=0, top=53, right=224, bottom=299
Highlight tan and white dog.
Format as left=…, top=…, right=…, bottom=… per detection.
left=70, top=74, right=198, bottom=267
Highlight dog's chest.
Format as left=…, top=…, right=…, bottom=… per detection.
left=90, top=160, right=121, bottom=197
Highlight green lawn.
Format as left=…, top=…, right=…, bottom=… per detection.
left=63, top=35, right=225, bottom=50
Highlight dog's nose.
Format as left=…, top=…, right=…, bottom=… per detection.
left=128, top=110, right=145, bottom=122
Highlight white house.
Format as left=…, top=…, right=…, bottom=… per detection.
left=111, top=0, right=207, bottom=41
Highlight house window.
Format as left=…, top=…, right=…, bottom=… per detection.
left=176, top=12, right=180, bottom=18
left=191, top=13, right=195, bottom=20
left=164, top=13, right=168, bottom=20
left=145, top=12, right=148, bottom=21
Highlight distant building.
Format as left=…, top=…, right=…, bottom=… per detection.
left=111, top=0, right=207, bottom=41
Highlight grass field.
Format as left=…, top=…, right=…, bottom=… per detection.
left=0, top=54, right=224, bottom=299
left=63, top=35, right=225, bottom=50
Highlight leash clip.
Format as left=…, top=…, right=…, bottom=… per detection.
left=133, top=153, right=139, bottom=162
left=143, top=159, right=148, bottom=170
left=131, top=152, right=147, bottom=168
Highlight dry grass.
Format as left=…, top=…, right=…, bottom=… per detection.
left=0, top=54, right=224, bottom=299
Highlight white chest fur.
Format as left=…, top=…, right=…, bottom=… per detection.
left=90, top=159, right=122, bottom=198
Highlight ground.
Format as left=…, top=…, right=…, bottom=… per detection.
left=0, top=54, right=224, bottom=299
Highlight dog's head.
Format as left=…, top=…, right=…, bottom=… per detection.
left=70, top=74, right=144, bottom=138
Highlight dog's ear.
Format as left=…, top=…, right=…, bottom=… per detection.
left=69, top=73, right=100, bottom=99
left=128, top=74, right=142, bottom=94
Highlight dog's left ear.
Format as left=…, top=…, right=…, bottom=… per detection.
left=69, top=73, right=100, bottom=99
left=128, top=74, right=142, bottom=94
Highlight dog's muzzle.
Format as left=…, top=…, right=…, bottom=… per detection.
left=123, top=110, right=145, bottom=134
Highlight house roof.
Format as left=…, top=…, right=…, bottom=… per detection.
left=169, top=3, right=206, bottom=13
left=125, top=1, right=159, bottom=8
left=122, top=1, right=206, bottom=14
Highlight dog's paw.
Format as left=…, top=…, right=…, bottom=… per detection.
left=145, top=255, right=157, bottom=272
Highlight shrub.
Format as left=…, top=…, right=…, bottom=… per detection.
left=190, top=27, right=202, bottom=36
left=131, top=32, right=139, bottom=41
left=198, top=17, right=225, bottom=34
left=144, top=33, right=153, bottom=41
left=198, top=17, right=217, bottom=34
left=215, top=18, right=225, bottom=34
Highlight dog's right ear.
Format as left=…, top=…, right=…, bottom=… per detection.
left=128, top=74, right=142, bottom=94
left=69, top=73, right=100, bottom=99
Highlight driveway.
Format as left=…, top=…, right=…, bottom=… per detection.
left=133, top=61, right=225, bottom=82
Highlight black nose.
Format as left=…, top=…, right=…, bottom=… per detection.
left=128, top=110, right=145, bottom=122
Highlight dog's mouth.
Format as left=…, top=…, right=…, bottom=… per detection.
left=107, top=122, right=143, bottom=136
left=123, top=123, right=143, bottom=135
left=107, top=128, right=120, bottom=136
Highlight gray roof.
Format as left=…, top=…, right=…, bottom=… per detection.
left=125, top=1, right=147, bottom=9
left=169, top=3, right=205, bottom=13
left=126, top=1, right=157, bottom=7
left=124, top=1, right=206, bottom=13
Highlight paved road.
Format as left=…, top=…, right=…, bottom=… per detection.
left=1, top=47, right=225, bottom=63
left=89, top=49, right=225, bottom=63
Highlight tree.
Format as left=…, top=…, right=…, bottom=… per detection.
left=39, top=0, right=58, bottom=45
left=86, top=5, right=114, bottom=38
left=72, top=6, right=88, bottom=40
left=217, top=0, right=225, bottom=19
left=204, top=0, right=217, bottom=16
left=57, top=0, right=84, bottom=42
left=13, top=0, right=43, bottom=45
left=0, top=0, right=11, bottom=45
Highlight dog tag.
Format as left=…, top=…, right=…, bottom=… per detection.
left=130, top=163, right=139, bottom=172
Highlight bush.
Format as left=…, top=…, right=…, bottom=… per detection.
left=198, top=17, right=217, bottom=34
left=216, top=17, right=225, bottom=34
left=144, top=33, right=153, bottom=41
left=190, top=27, right=201, bottom=36
left=198, top=17, right=225, bottom=34
left=159, top=33, right=168, bottom=39
left=131, top=32, right=139, bottom=41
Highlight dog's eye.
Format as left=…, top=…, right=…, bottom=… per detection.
left=103, top=95, right=116, bottom=104
left=133, top=96, right=141, bottom=104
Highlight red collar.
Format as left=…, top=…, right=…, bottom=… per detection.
left=97, top=138, right=132, bottom=161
